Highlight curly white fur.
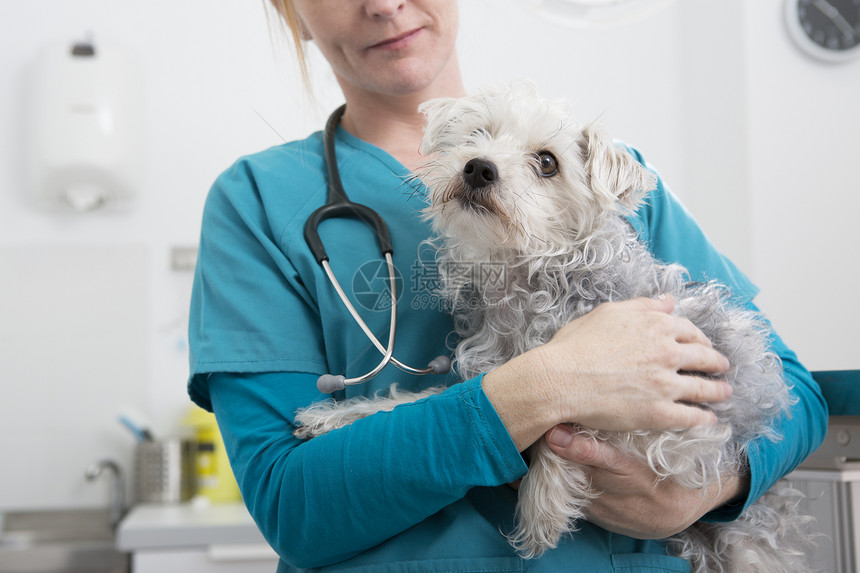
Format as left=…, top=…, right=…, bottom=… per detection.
left=293, top=81, right=816, bottom=571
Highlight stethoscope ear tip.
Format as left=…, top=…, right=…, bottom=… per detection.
left=317, top=374, right=346, bottom=394
left=428, top=355, right=452, bottom=375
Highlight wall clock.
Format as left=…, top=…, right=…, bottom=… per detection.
left=526, top=0, right=679, bottom=28
left=785, top=0, right=860, bottom=62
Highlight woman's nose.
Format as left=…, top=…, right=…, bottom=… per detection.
left=364, top=0, right=405, bottom=19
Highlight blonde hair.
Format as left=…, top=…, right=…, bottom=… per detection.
left=266, top=0, right=311, bottom=88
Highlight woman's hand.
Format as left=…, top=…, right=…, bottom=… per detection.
left=539, top=295, right=732, bottom=431
left=482, top=296, right=732, bottom=451
left=545, top=425, right=749, bottom=539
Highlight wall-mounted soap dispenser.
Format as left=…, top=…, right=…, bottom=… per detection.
left=26, top=36, right=145, bottom=211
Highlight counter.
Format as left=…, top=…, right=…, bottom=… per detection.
left=786, top=369, right=860, bottom=573
left=117, top=502, right=278, bottom=573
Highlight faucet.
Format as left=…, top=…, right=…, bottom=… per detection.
left=85, top=459, right=126, bottom=529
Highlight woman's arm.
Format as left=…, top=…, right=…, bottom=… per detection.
left=208, top=371, right=526, bottom=568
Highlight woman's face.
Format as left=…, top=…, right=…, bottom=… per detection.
left=290, top=0, right=460, bottom=98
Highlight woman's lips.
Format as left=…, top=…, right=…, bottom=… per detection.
left=368, top=28, right=422, bottom=50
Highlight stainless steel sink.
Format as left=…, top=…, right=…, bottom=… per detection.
left=0, top=509, right=129, bottom=573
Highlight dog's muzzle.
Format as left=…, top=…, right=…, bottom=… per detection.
left=457, top=157, right=503, bottom=215
left=463, top=158, right=498, bottom=189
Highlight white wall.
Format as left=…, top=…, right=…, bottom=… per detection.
left=0, top=0, right=305, bottom=510
left=742, top=1, right=860, bottom=371
left=0, top=0, right=857, bottom=510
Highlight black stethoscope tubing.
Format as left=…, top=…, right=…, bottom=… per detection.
left=304, top=104, right=393, bottom=265
left=304, top=105, right=451, bottom=394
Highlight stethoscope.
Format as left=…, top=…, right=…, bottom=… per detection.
left=304, top=104, right=451, bottom=394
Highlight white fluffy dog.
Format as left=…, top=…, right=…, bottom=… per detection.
left=294, top=82, right=815, bottom=572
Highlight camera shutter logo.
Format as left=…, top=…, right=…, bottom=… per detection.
left=352, top=260, right=404, bottom=311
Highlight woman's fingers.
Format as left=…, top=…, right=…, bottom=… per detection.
left=672, top=313, right=713, bottom=347
left=659, top=399, right=718, bottom=428
left=678, top=373, right=732, bottom=404
left=546, top=426, right=616, bottom=469
left=652, top=374, right=729, bottom=428
left=673, top=318, right=731, bottom=375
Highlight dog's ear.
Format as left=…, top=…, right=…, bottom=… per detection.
left=418, top=97, right=461, bottom=155
left=580, top=123, right=657, bottom=212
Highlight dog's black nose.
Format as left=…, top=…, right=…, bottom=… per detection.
left=463, top=158, right=498, bottom=189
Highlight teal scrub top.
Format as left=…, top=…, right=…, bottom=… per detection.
left=188, top=126, right=827, bottom=572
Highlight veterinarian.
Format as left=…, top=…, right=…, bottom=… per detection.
left=187, top=1, right=827, bottom=571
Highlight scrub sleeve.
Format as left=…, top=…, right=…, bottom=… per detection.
left=188, top=132, right=826, bottom=572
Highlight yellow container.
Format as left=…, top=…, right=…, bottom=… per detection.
left=183, top=406, right=241, bottom=503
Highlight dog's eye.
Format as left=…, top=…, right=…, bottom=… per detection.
left=536, top=151, right=558, bottom=177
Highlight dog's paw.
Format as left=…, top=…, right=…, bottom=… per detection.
left=291, top=396, right=387, bottom=439
left=292, top=424, right=318, bottom=440
left=291, top=384, right=448, bottom=441
left=291, top=408, right=344, bottom=439
left=508, top=440, right=595, bottom=558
